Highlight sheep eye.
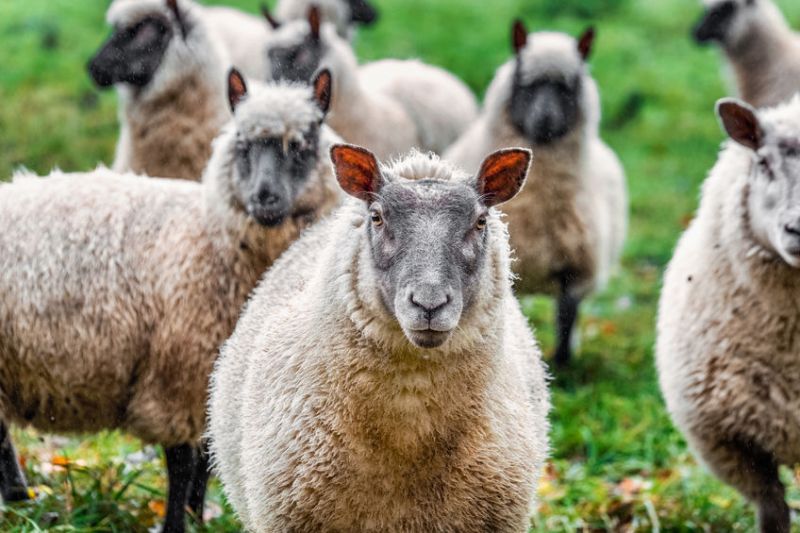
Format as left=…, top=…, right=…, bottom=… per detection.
left=475, top=216, right=487, bottom=231
left=370, top=211, right=383, bottom=227
left=786, top=146, right=800, bottom=158
left=758, top=158, right=775, bottom=180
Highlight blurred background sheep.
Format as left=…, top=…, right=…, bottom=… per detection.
left=1, top=0, right=800, bottom=531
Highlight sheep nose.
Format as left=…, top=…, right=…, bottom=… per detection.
left=256, top=188, right=280, bottom=206
left=410, top=291, right=451, bottom=319
left=785, top=223, right=800, bottom=238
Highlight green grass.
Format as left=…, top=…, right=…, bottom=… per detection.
left=2, top=0, right=800, bottom=530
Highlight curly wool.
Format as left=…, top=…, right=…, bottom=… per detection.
left=445, top=31, right=627, bottom=297
left=107, top=0, right=231, bottom=181
left=209, top=151, right=550, bottom=532
left=657, top=95, right=800, bottom=497
left=266, top=21, right=478, bottom=159
left=0, top=82, right=342, bottom=449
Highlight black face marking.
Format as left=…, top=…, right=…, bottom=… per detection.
left=87, top=16, right=173, bottom=89
left=269, top=36, right=324, bottom=83
left=693, top=1, right=737, bottom=44
left=509, top=65, right=582, bottom=145
left=234, top=128, right=321, bottom=227
left=347, top=0, right=378, bottom=25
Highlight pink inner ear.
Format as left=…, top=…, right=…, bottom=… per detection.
left=478, top=150, right=531, bottom=207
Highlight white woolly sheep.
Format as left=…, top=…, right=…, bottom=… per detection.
left=445, top=22, right=628, bottom=367
left=265, top=7, right=479, bottom=159
left=88, top=0, right=232, bottom=181
left=0, top=70, right=341, bottom=533
left=657, top=95, right=800, bottom=533
left=208, top=146, right=550, bottom=532
left=693, top=0, right=800, bottom=108
left=206, top=0, right=379, bottom=77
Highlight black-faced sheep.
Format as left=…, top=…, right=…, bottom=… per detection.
left=445, top=21, right=628, bottom=367
left=693, top=0, right=800, bottom=108
left=265, top=7, right=478, bottom=159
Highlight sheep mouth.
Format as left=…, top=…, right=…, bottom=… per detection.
left=405, top=329, right=452, bottom=349
left=248, top=205, right=289, bottom=228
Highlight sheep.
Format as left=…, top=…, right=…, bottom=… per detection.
left=0, top=69, right=341, bottom=533
left=208, top=145, right=549, bottom=532
left=657, top=95, right=800, bottom=533
left=203, top=0, right=379, bottom=81
left=693, top=0, right=800, bottom=108
left=88, top=0, right=232, bottom=181
left=275, top=0, right=379, bottom=37
left=445, top=21, right=628, bottom=367
left=265, top=7, right=479, bottom=159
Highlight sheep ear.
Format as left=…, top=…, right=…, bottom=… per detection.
left=228, top=68, right=248, bottom=113
left=577, top=26, right=595, bottom=61
left=330, top=144, right=383, bottom=201
left=260, top=3, right=281, bottom=29
left=476, top=148, right=532, bottom=207
left=716, top=98, right=763, bottom=151
left=311, top=68, right=332, bottom=117
left=512, top=19, right=528, bottom=54
left=165, top=0, right=188, bottom=39
left=308, top=5, right=322, bottom=41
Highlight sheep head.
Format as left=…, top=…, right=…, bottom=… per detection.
left=330, top=145, right=531, bottom=349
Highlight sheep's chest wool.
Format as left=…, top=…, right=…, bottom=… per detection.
left=209, top=148, right=550, bottom=533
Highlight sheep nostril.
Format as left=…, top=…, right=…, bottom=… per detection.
left=785, top=224, right=800, bottom=237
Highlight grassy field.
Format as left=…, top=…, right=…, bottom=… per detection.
left=1, top=0, right=800, bottom=530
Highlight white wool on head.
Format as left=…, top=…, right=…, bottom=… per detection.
left=233, top=81, right=324, bottom=142
left=382, top=149, right=471, bottom=185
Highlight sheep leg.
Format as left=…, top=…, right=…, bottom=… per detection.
left=554, top=279, right=580, bottom=368
left=187, top=441, right=211, bottom=522
left=162, top=444, right=196, bottom=533
left=0, top=421, right=30, bottom=502
left=705, top=438, right=789, bottom=533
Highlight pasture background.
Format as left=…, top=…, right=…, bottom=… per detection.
left=1, top=0, right=799, bottom=530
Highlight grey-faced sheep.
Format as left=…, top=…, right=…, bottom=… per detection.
left=0, top=69, right=341, bottom=533
left=88, top=0, right=232, bottom=181
left=657, top=95, right=800, bottom=533
left=445, top=22, right=628, bottom=367
left=208, top=146, right=550, bottom=532
left=265, top=6, right=479, bottom=159
left=693, top=0, right=800, bottom=108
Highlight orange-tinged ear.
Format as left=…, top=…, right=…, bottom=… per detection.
left=476, top=148, right=532, bottom=207
left=228, top=68, right=248, bottom=113
left=330, top=144, right=382, bottom=201
left=512, top=19, right=528, bottom=54
left=312, top=68, right=332, bottom=116
left=578, top=26, right=596, bottom=61
left=308, top=5, right=321, bottom=41
left=717, top=98, right=763, bottom=151
left=260, top=2, right=281, bottom=29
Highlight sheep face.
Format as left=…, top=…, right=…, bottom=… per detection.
left=510, top=75, right=582, bottom=146
left=268, top=8, right=325, bottom=84
left=331, top=145, right=531, bottom=349
left=227, top=69, right=332, bottom=228
left=509, top=24, right=594, bottom=146
left=88, top=15, right=173, bottom=88
left=693, top=0, right=755, bottom=47
left=718, top=98, right=800, bottom=267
